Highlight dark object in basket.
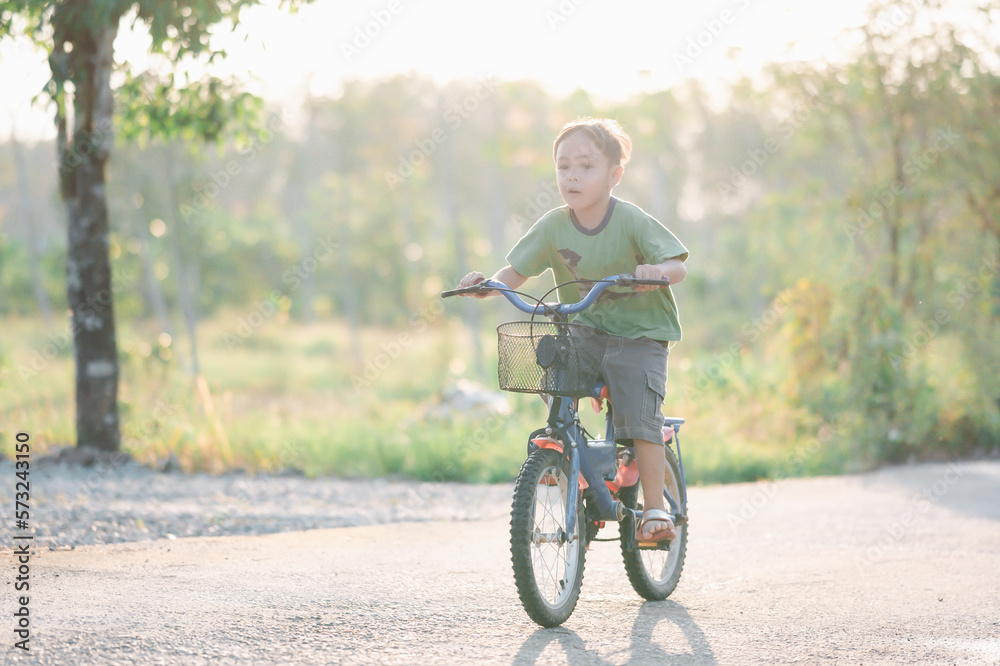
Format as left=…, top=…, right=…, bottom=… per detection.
left=497, top=322, right=609, bottom=397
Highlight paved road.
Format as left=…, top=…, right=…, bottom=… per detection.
left=4, top=461, right=999, bottom=664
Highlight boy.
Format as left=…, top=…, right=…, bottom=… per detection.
left=458, top=117, right=688, bottom=542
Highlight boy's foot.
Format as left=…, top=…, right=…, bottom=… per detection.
left=636, top=509, right=676, bottom=542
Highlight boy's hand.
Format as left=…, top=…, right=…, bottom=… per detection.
left=633, top=264, right=667, bottom=292
left=458, top=271, right=489, bottom=298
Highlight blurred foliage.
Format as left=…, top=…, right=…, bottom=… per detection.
left=1, top=0, right=999, bottom=479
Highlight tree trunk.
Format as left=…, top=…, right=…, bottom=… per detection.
left=11, top=132, right=55, bottom=327
left=136, top=206, right=175, bottom=340
left=58, top=23, right=121, bottom=451
left=487, top=163, right=507, bottom=264
left=335, top=181, right=363, bottom=369
left=296, top=223, right=317, bottom=323
left=164, top=145, right=200, bottom=375
left=289, top=112, right=317, bottom=323
left=287, top=197, right=316, bottom=323
left=441, top=122, right=485, bottom=380
left=988, top=230, right=999, bottom=315
left=395, top=184, right=421, bottom=310
left=887, top=127, right=904, bottom=301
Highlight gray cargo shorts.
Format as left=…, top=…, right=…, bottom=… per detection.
left=600, top=335, right=669, bottom=445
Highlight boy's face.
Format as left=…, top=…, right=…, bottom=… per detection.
left=555, top=130, right=623, bottom=213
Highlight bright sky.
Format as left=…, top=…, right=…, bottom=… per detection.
left=0, top=0, right=876, bottom=142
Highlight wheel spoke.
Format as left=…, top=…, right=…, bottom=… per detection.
left=528, top=464, right=577, bottom=606
left=533, top=546, right=552, bottom=598
left=622, top=447, right=686, bottom=594
left=512, top=449, right=586, bottom=625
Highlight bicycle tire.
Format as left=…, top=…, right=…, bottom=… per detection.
left=510, top=448, right=587, bottom=627
left=619, top=444, right=688, bottom=600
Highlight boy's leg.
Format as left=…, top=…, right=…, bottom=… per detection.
left=599, top=335, right=674, bottom=540
left=635, top=438, right=675, bottom=539
left=634, top=439, right=666, bottom=513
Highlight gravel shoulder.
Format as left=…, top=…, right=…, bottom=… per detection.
left=0, top=454, right=514, bottom=550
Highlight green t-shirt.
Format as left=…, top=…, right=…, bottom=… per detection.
left=506, top=197, right=689, bottom=341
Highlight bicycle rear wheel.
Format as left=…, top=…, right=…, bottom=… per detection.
left=619, top=444, right=687, bottom=600
left=510, top=447, right=586, bottom=627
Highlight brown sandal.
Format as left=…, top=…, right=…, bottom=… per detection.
left=636, top=509, right=676, bottom=543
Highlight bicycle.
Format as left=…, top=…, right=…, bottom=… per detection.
left=441, top=274, right=688, bottom=627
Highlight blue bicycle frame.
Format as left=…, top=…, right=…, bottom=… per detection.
left=468, top=274, right=662, bottom=540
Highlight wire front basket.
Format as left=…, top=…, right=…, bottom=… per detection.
left=496, top=322, right=609, bottom=397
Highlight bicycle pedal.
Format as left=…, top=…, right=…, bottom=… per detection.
left=637, top=540, right=672, bottom=551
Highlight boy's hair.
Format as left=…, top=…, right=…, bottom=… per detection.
left=552, top=117, right=633, bottom=167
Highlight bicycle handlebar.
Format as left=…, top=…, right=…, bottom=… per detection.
left=627, top=278, right=673, bottom=286
left=439, top=285, right=485, bottom=298
left=440, top=274, right=670, bottom=316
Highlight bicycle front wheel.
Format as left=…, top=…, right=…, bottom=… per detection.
left=619, top=444, right=688, bottom=600
left=510, top=447, right=586, bottom=627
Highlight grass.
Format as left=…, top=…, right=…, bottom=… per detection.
left=1, top=311, right=862, bottom=484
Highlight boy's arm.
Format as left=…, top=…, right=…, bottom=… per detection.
left=634, top=258, right=686, bottom=291
left=458, top=265, right=528, bottom=298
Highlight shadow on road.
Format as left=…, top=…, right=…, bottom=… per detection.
left=513, top=627, right=600, bottom=665
left=628, top=600, right=715, bottom=664
left=512, top=600, right=715, bottom=665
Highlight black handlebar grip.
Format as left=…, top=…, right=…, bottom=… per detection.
left=440, top=285, right=485, bottom=298
left=627, top=278, right=671, bottom=287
